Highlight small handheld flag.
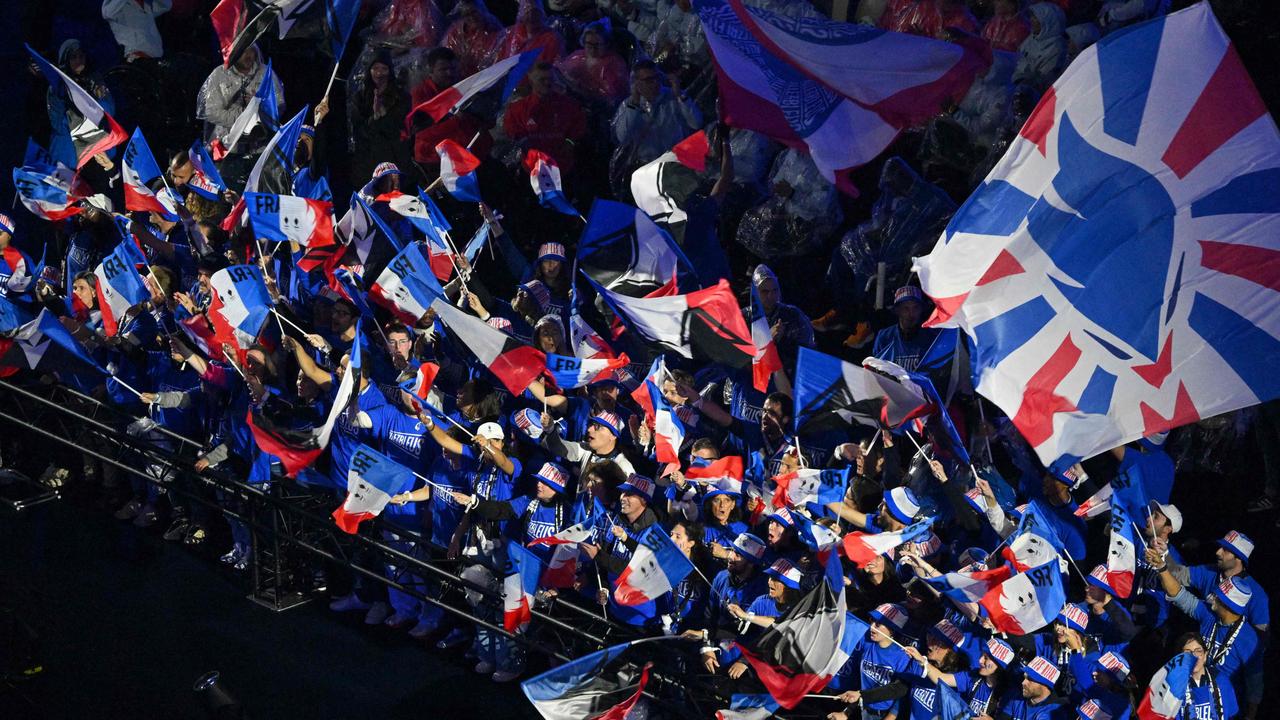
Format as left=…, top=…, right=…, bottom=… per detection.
left=524, top=149, right=578, bottom=216
left=244, top=192, right=334, bottom=247
left=436, top=139, right=483, bottom=203
left=332, top=445, right=416, bottom=533
left=979, top=560, right=1066, bottom=635
left=613, top=524, right=694, bottom=606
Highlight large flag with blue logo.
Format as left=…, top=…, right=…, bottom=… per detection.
left=695, top=0, right=987, bottom=195
left=914, top=3, right=1280, bottom=477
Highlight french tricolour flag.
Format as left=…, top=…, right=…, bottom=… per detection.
left=399, top=361, right=442, bottom=415
left=12, top=161, right=84, bottom=222
left=685, top=456, right=744, bottom=489
left=404, top=49, right=539, bottom=128
left=93, top=243, right=151, bottom=336
left=436, top=139, right=483, bottom=203
left=524, top=149, right=578, bottom=216
left=924, top=564, right=1014, bottom=603
left=430, top=296, right=545, bottom=396
left=332, top=445, right=416, bottom=533
left=841, top=517, right=934, bottom=568
left=26, top=44, right=128, bottom=169
left=122, top=128, right=181, bottom=221
left=375, top=191, right=453, bottom=279
left=716, top=694, right=781, bottom=720
left=772, top=467, right=850, bottom=510
left=1074, top=483, right=1113, bottom=518
left=208, top=265, right=273, bottom=363
left=187, top=141, right=228, bottom=201
left=749, top=281, right=782, bottom=392
left=613, top=525, right=694, bottom=606
left=528, top=521, right=595, bottom=588
left=1105, top=499, right=1139, bottom=598
left=369, top=242, right=445, bottom=325
left=1137, top=652, right=1196, bottom=720
left=244, top=192, right=333, bottom=247
left=544, top=352, right=630, bottom=389
left=980, top=560, right=1066, bottom=635
left=637, top=373, right=685, bottom=464
left=504, top=543, right=542, bottom=632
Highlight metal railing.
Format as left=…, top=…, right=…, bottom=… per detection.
left=0, top=378, right=730, bottom=718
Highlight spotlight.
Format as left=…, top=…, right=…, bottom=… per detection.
left=193, top=670, right=246, bottom=719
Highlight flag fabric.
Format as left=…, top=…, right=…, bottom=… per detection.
left=0, top=309, right=106, bottom=377
left=578, top=199, right=696, bottom=297
left=333, top=192, right=399, bottom=275
left=863, top=356, right=971, bottom=464
left=685, top=456, right=745, bottom=488
left=13, top=143, right=88, bottom=223
left=503, top=543, right=542, bottom=632
left=208, top=264, right=273, bottom=362
left=771, top=467, right=850, bottom=510
left=245, top=106, right=308, bottom=196
left=841, top=518, right=934, bottom=568
left=544, top=353, right=630, bottom=389
left=436, top=139, right=483, bottom=202
left=715, top=694, right=781, bottom=720
left=26, top=45, right=128, bottom=169
left=188, top=141, right=228, bottom=201
left=612, top=524, right=695, bottom=606
left=324, top=0, right=363, bottom=58
left=210, top=0, right=245, bottom=65
left=1, top=247, right=36, bottom=296
left=630, top=130, right=711, bottom=228
left=980, top=560, right=1067, bottom=635
left=923, top=564, right=1015, bottom=603
left=224, top=60, right=280, bottom=155
left=332, top=445, right=416, bottom=533
left=520, top=640, right=650, bottom=720
left=430, top=297, right=545, bottom=395
left=463, top=221, right=491, bottom=264
left=913, top=3, right=1280, bottom=477
left=1136, top=652, right=1196, bottom=720
left=369, top=243, right=446, bottom=325
left=1003, top=501, right=1069, bottom=572
left=404, top=50, right=539, bottom=130
left=375, top=191, right=452, bottom=264
left=793, top=347, right=931, bottom=435
left=398, top=361, right=442, bottom=413
left=695, top=0, right=987, bottom=194
left=568, top=296, right=614, bottom=360
left=936, top=681, right=975, bottom=720
left=735, top=578, right=852, bottom=708
left=524, top=149, right=578, bottom=216
left=1104, top=498, right=1139, bottom=598
left=588, top=277, right=754, bottom=368
left=244, top=192, right=334, bottom=247
left=1075, top=482, right=1113, bottom=518
left=121, top=129, right=181, bottom=220
left=528, top=521, right=594, bottom=588
left=93, top=243, right=151, bottom=336
left=749, top=281, right=782, bottom=392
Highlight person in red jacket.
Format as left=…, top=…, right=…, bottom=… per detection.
left=406, top=47, right=494, bottom=176
left=502, top=62, right=587, bottom=175
left=982, top=0, right=1032, bottom=52
left=493, top=0, right=564, bottom=65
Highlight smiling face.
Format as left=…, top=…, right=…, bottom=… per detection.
left=619, top=491, right=644, bottom=516
left=535, top=481, right=557, bottom=502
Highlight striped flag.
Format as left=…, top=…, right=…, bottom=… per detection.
left=979, top=560, right=1066, bottom=635
left=503, top=544, right=541, bottom=632
left=93, top=243, right=151, bottom=336
left=208, top=264, right=273, bottom=363
left=332, top=445, right=416, bottom=533
left=613, top=525, right=694, bottom=606
left=716, top=694, right=780, bottom=720
left=188, top=141, right=228, bottom=201
left=841, top=518, right=934, bottom=568
left=924, top=564, right=1014, bottom=603
left=223, top=60, right=280, bottom=155
left=630, top=130, right=710, bottom=228
left=1136, top=652, right=1196, bottom=720
left=524, top=149, right=578, bottom=216
left=398, top=361, right=442, bottom=413
left=544, top=352, right=630, bottom=389
left=122, top=129, right=182, bottom=220
left=772, top=467, right=850, bottom=510
left=369, top=243, right=445, bottom=325
left=436, top=139, right=483, bottom=202
left=26, top=45, right=128, bottom=169
left=404, top=50, right=539, bottom=130
left=521, top=641, right=652, bottom=720
left=528, top=521, right=595, bottom=588
left=749, top=281, right=782, bottom=392
left=430, top=297, right=545, bottom=395
left=589, top=277, right=754, bottom=368
left=245, top=192, right=334, bottom=247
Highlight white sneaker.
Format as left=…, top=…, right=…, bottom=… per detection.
left=328, top=593, right=372, bottom=612
left=491, top=669, right=522, bottom=683
left=408, top=617, right=439, bottom=639
left=364, top=601, right=391, bottom=625
left=474, top=661, right=495, bottom=675
left=384, top=612, right=414, bottom=629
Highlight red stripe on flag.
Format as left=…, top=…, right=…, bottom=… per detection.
left=734, top=644, right=832, bottom=709
left=1011, top=334, right=1081, bottom=447
left=1138, top=381, right=1200, bottom=437
left=1162, top=45, right=1268, bottom=179
left=1020, top=86, right=1056, bottom=156
left=1199, top=240, right=1280, bottom=292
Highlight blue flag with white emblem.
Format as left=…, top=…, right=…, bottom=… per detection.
left=915, top=3, right=1280, bottom=476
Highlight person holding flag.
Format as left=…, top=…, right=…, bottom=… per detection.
left=580, top=474, right=662, bottom=627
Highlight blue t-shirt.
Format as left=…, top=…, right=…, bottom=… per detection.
left=1186, top=671, right=1238, bottom=720
left=857, top=639, right=916, bottom=712
left=873, top=325, right=940, bottom=373
left=1189, top=567, right=1269, bottom=630
left=327, top=382, right=402, bottom=489
left=998, top=696, right=1068, bottom=720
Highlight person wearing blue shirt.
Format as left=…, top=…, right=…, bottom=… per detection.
left=1175, top=633, right=1239, bottom=720
left=997, top=656, right=1069, bottom=719
left=1176, top=530, right=1268, bottom=633
left=695, top=532, right=768, bottom=673
left=1109, top=434, right=1175, bottom=505
left=1075, top=651, right=1133, bottom=720
left=872, top=286, right=940, bottom=373
left=1156, top=566, right=1262, bottom=719
left=899, top=619, right=975, bottom=719
left=723, top=558, right=805, bottom=678
left=833, top=602, right=917, bottom=719
left=581, top=474, right=661, bottom=628
left=696, top=478, right=748, bottom=556
left=968, top=637, right=1018, bottom=717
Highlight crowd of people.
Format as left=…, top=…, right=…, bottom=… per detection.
left=5, top=0, right=1276, bottom=718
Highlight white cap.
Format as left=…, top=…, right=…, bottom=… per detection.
left=1148, top=500, right=1182, bottom=534
left=476, top=422, right=504, bottom=441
